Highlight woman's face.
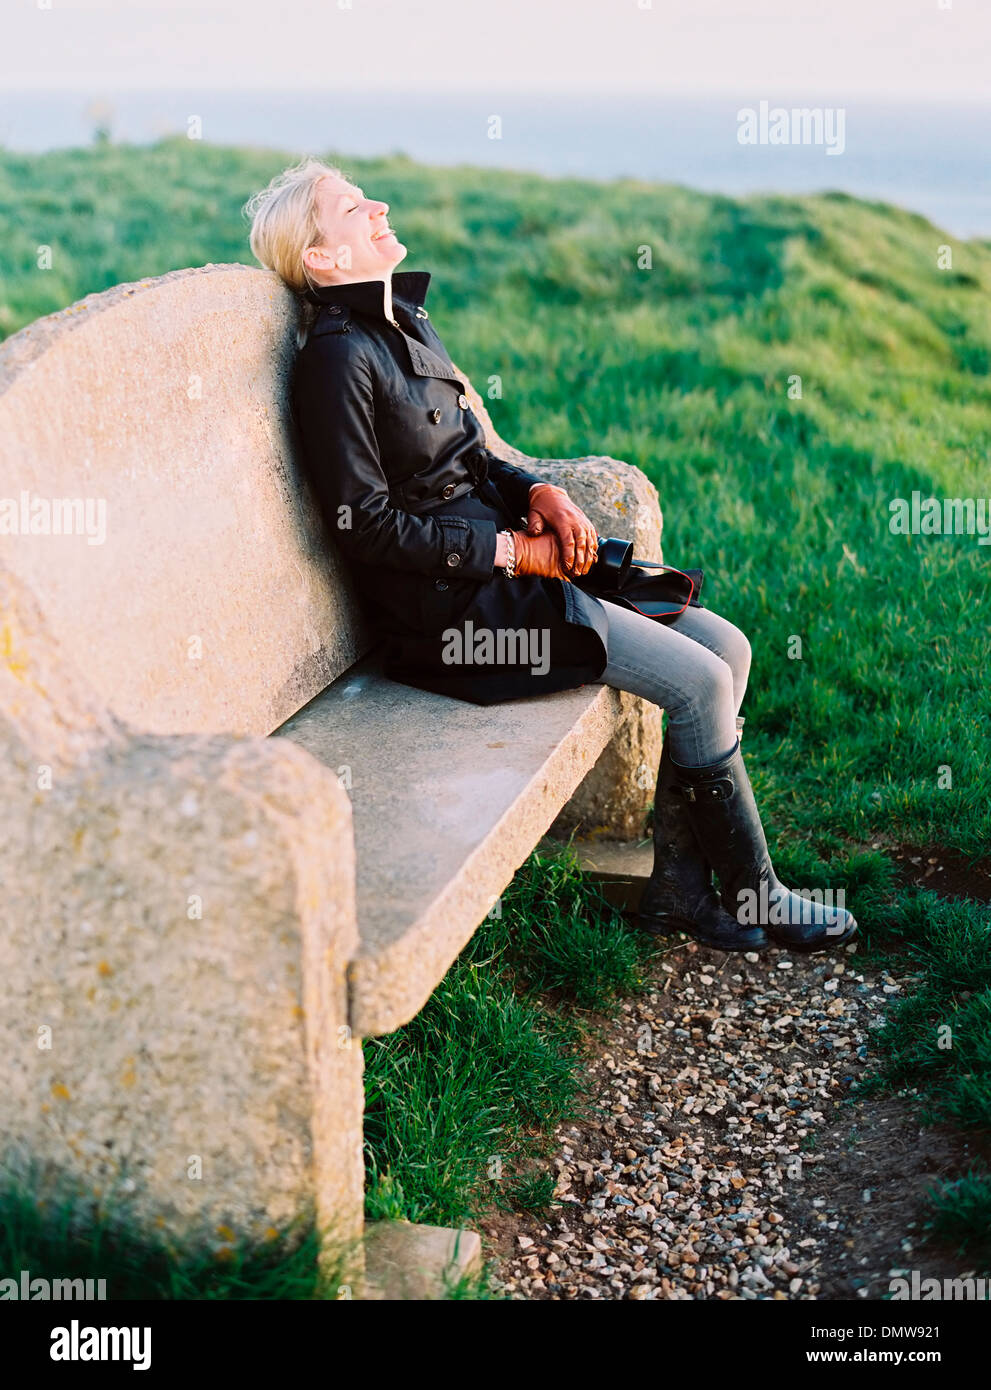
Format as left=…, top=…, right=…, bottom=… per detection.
left=303, top=174, right=408, bottom=284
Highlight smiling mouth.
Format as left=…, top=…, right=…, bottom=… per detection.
left=371, top=227, right=396, bottom=242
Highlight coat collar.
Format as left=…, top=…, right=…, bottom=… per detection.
left=304, top=269, right=464, bottom=387
left=302, top=269, right=433, bottom=321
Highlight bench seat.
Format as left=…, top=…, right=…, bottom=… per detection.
left=275, top=650, right=626, bottom=1037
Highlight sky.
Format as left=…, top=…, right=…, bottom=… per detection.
left=4, top=0, right=990, bottom=100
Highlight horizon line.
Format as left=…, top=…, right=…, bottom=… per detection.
left=2, top=85, right=990, bottom=106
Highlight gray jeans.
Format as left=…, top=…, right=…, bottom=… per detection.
left=597, top=598, right=751, bottom=767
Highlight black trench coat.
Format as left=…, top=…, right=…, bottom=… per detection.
left=290, top=269, right=610, bottom=704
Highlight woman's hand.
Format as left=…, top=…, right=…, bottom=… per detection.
left=512, top=529, right=574, bottom=580
left=525, top=483, right=598, bottom=577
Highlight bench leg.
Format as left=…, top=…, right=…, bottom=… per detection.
left=549, top=690, right=663, bottom=842
left=312, top=1034, right=367, bottom=1294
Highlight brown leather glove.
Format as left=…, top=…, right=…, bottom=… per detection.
left=526, top=483, right=598, bottom=576
left=512, top=529, right=573, bottom=580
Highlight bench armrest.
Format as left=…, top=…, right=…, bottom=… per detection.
left=0, top=568, right=363, bottom=1258
left=454, top=365, right=663, bottom=563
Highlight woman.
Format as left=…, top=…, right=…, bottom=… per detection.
left=246, top=158, right=856, bottom=956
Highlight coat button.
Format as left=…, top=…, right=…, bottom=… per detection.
left=328, top=305, right=343, bottom=315
left=434, top=579, right=448, bottom=590
left=457, top=393, right=469, bottom=409
left=445, top=552, right=462, bottom=567
left=441, top=483, right=457, bottom=499
left=430, top=407, right=442, bottom=423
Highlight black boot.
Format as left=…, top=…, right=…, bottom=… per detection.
left=670, top=740, right=858, bottom=952
left=635, top=740, right=769, bottom=952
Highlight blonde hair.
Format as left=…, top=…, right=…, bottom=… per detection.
left=243, top=157, right=346, bottom=343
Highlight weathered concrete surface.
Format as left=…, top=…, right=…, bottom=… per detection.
left=275, top=653, right=629, bottom=1038
left=539, top=835, right=654, bottom=913
left=364, top=1221, right=482, bottom=1301
left=0, top=568, right=363, bottom=1257
left=548, top=690, right=663, bottom=842
left=462, top=372, right=665, bottom=840
left=462, top=370, right=663, bottom=563
left=0, top=265, right=667, bottom=1271
left=0, top=264, right=370, bottom=739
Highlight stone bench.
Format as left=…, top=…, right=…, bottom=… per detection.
left=0, top=263, right=663, bottom=1284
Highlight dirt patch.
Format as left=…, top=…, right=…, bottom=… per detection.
left=791, top=1095, right=981, bottom=1299
left=485, top=938, right=983, bottom=1301
left=890, top=843, right=991, bottom=905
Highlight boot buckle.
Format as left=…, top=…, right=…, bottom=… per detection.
left=675, top=777, right=733, bottom=802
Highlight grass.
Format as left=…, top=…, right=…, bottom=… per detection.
left=925, top=1171, right=991, bottom=1270
left=363, top=843, right=652, bottom=1228
left=3, top=136, right=990, bottom=1283
left=856, top=892, right=991, bottom=1133
left=0, top=1186, right=341, bottom=1300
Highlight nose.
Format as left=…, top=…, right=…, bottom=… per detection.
left=370, top=199, right=389, bottom=217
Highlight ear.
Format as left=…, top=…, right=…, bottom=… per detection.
left=302, top=243, right=338, bottom=275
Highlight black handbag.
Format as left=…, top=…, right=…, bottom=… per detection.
left=575, top=535, right=704, bottom=622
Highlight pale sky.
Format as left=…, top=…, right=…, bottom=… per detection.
left=4, top=0, right=989, bottom=99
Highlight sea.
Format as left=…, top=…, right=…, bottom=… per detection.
left=2, top=89, right=988, bottom=239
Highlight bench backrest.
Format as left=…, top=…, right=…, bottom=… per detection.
left=0, top=264, right=369, bottom=737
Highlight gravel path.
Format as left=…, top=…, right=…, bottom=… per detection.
left=490, top=939, right=956, bottom=1301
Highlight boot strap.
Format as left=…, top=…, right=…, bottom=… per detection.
left=674, top=777, right=734, bottom=803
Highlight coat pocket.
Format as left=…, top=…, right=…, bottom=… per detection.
left=417, top=574, right=482, bottom=636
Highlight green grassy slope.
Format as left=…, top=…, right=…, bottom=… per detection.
left=4, top=138, right=987, bottom=859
